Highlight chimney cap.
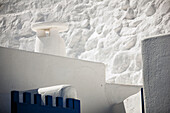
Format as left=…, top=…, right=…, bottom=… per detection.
left=31, top=21, right=68, bottom=32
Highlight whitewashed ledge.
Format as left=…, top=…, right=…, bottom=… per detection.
left=142, top=33, right=170, bottom=113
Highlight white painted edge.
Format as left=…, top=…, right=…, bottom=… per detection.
left=0, top=46, right=105, bottom=67
left=142, top=33, right=170, bottom=41
left=108, top=83, right=143, bottom=87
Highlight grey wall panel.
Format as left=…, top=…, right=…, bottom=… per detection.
left=142, top=34, right=170, bottom=113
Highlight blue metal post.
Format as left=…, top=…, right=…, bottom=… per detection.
left=34, top=94, right=41, bottom=105
left=74, top=99, right=80, bottom=113
left=23, top=92, right=31, bottom=104
left=11, top=91, right=19, bottom=113
left=56, top=97, right=63, bottom=107
left=45, top=95, right=52, bottom=106
left=66, top=98, right=74, bottom=109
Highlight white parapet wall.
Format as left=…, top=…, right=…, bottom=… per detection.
left=142, top=34, right=170, bottom=113
left=0, top=47, right=142, bottom=113
left=0, top=47, right=106, bottom=113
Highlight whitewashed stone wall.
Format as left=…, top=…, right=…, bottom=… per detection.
left=0, top=0, right=170, bottom=89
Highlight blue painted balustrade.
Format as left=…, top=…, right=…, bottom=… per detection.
left=11, top=91, right=80, bottom=113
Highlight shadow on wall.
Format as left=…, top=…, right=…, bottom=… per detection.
left=111, top=102, right=126, bottom=113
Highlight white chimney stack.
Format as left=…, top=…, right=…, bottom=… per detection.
left=31, top=22, right=68, bottom=56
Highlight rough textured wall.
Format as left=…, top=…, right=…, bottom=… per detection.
left=0, top=0, right=170, bottom=84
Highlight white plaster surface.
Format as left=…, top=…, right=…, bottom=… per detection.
left=142, top=34, right=170, bottom=113
left=0, top=0, right=170, bottom=112
left=0, top=47, right=141, bottom=113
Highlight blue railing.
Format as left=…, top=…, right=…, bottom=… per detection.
left=11, top=91, right=80, bottom=113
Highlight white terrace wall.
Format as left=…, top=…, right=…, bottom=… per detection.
left=0, top=0, right=170, bottom=85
